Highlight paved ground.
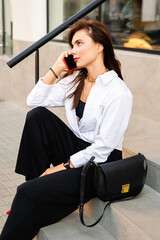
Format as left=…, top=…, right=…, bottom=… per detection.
left=0, top=101, right=28, bottom=233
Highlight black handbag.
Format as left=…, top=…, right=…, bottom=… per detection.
left=79, top=153, right=147, bottom=227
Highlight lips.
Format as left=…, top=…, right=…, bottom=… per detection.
left=73, top=58, right=79, bottom=62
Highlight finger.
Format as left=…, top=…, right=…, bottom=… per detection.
left=39, top=171, right=46, bottom=177
left=64, top=51, right=68, bottom=57
left=68, top=49, right=72, bottom=55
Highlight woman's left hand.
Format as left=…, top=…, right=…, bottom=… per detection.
left=39, top=163, right=65, bottom=177
left=39, top=160, right=74, bottom=177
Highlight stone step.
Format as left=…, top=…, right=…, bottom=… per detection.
left=122, top=146, right=136, bottom=158
left=37, top=186, right=160, bottom=240
left=85, top=185, right=160, bottom=240
left=37, top=211, right=115, bottom=240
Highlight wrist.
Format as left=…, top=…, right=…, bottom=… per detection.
left=52, top=62, right=65, bottom=76
left=49, top=68, right=58, bottom=79
left=63, top=159, right=74, bottom=169
left=69, top=160, right=74, bottom=168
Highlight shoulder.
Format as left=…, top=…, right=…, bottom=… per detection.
left=98, top=71, right=133, bottom=107
left=101, top=70, right=133, bottom=99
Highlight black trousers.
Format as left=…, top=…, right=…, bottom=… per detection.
left=0, top=107, right=122, bottom=240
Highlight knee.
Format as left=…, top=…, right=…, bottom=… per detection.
left=17, top=181, right=34, bottom=200
left=17, top=182, right=29, bottom=195
left=26, top=107, right=46, bottom=122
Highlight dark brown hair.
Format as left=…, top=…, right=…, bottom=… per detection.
left=64, top=19, right=123, bottom=109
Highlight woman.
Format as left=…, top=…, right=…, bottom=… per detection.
left=0, top=19, right=133, bottom=240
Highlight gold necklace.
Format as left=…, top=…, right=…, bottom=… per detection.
left=86, top=68, right=109, bottom=82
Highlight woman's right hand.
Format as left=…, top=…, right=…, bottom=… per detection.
left=52, top=50, right=71, bottom=75
left=42, top=51, right=71, bottom=85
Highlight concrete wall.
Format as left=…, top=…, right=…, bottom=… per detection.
left=0, top=40, right=68, bottom=107
left=115, top=50, right=160, bottom=159
left=116, top=50, right=160, bottom=123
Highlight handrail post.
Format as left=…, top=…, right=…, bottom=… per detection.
left=2, top=0, right=6, bottom=55
left=35, top=49, right=39, bottom=84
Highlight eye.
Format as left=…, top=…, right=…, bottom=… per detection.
left=77, top=41, right=83, bottom=46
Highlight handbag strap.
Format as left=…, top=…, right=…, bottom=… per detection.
left=79, top=157, right=111, bottom=227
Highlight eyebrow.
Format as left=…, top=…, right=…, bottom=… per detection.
left=72, top=39, right=84, bottom=46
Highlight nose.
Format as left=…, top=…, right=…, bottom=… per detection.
left=70, top=46, right=76, bottom=55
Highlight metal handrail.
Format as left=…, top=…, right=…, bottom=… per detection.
left=7, top=0, right=106, bottom=68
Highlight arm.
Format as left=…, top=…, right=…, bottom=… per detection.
left=27, top=52, right=71, bottom=108
left=41, top=52, right=67, bottom=85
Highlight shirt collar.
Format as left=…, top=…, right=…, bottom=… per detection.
left=97, top=70, right=118, bottom=86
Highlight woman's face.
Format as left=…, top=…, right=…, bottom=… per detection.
left=70, top=29, right=103, bottom=69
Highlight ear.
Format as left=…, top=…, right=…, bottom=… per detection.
left=96, top=43, right=104, bottom=53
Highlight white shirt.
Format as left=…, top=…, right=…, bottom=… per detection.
left=27, top=70, right=133, bottom=168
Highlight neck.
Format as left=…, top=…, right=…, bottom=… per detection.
left=86, top=55, right=106, bottom=80
left=86, top=63, right=107, bottom=83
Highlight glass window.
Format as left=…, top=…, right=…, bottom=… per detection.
left=48, top=0, right=99, bottom=40
left=48, top=0, right=160, bottom=53
left=0, top=0, right=12, bottom=56
left=102, top=0, right=160, bottom=52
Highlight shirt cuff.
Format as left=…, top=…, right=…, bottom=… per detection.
left=70, top=150, right=87, bottom=168
left=38, top=78, right=54, bottom=87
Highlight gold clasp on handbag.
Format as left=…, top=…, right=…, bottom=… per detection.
left=121, top=184, right=130, bottom=193
left=78, top=204, right=84, bottom=211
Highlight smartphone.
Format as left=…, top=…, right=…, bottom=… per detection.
left=63, top=54, right=78, bottom=71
